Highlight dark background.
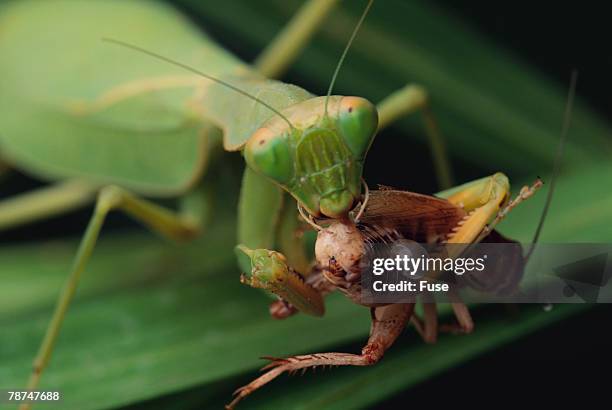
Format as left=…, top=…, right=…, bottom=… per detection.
left=1, top=1, right=610, bottom=407
left=388, top=3, right=612, bottom=406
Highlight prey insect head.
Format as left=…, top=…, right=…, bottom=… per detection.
left=245, top=95, right=377, bottom=219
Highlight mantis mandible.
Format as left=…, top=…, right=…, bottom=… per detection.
left=0, top=0, right=548, bottom=409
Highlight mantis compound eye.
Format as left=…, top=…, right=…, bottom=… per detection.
left=245, top=127, right=295, bottom=185
left=336, top=96, right=378, bottom=160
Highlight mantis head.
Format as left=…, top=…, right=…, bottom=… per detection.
left=246, top=0, right=376, bottom=220
left=244, top=95, right=377, bottom=219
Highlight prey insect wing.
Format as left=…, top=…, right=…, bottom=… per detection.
left=358, top=187, right=527, bottom=295
left=358, top=189, right=466, bottom=243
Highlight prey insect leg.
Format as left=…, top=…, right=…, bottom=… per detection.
left=226, top=303, right=414, bottom=409
left=412, top=302, right=474, bottom=339
left=410, top=302, right=439, bottom=343
left=439, top=302, right=475, bottom=334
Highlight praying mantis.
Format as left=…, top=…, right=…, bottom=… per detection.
left=0, top=0, right=556, bottom=409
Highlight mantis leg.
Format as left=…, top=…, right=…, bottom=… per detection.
left=20, top=185, right=202, bottom=408
left=377, top=84, right=453, bottom=189
left=254, top=0, right=340, bottom=78
left=237, top=168, right=319, bottom=317
left=226, top=303, right=414, bottom=409
left=437, top=173, right=511, bottom=245
left=237, top=245, right=325, bottom=317
left=237, top=168, right=284, bottom=273
left=237, top=166, right=312, bottom=275
left=0, top=179, right=99, bottom=231
left=275, top=198, right=312, bottom=276
left=437, top=172, right=541, bottom=245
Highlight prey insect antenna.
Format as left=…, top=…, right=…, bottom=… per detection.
left=324, top=0, right=374, bottom=116
left=525, top=70, right=578, bottom=262
left=297, top=203, right=323, bottom=231
left=102, top=38, right=296, bottom=130
left=354, top=178, right=370, bottom=223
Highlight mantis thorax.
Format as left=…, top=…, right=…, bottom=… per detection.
left=245, top=95, right=378, bottom=218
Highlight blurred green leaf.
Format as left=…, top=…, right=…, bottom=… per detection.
left=499, top=163, right=612, bottom=242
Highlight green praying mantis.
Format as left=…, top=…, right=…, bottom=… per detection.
left=0, top=0, right=560, bottom=409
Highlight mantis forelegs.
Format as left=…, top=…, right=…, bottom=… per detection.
left=226, top=303, right=414, bottom=409
left=19, top=185, right=203, bottom=410
left=237, top=246, right=325, bottom=317
left=237, top=168, right=284, bottom=274
left=237, top=166, right=313, bottom=278
left=377, top=84, right=453, bottom=189
left=438, top=172, right=541, bottom=245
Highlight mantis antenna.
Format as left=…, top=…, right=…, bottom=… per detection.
left=324, top=0, right=374, bottom=116
left=525, top=70, right=578, bottom=262
left=102, top=38, right=295, bottom=130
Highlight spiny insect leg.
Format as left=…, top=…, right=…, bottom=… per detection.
left=226, top=303, right=413, bottom=409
